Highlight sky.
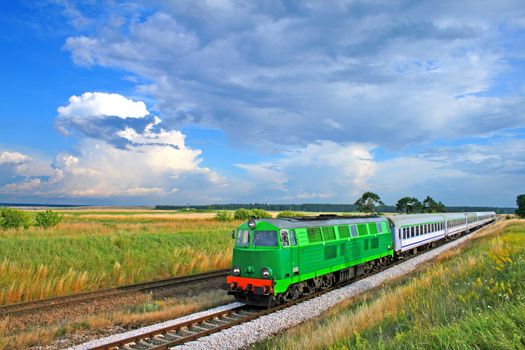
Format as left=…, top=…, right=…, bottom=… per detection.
left=0, top=0, right=524, bottom=207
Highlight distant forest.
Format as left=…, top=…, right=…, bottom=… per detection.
left=155, top=203, right=516, bottom=214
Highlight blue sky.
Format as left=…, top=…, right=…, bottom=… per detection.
left=0, top=1, right=524, bottom=207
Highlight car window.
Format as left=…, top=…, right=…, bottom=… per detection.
left=350, top=225, right=358, bottom=237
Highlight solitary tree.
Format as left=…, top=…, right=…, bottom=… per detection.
left=395, top=197, right=423, bottom=214
left=422, top=196, right=447, bottom=213
left=354, top=192, right=384, bottom=214
left=516, top=194, right=525, bottom=218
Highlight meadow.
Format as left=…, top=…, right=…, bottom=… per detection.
left=257, top=220, right=525, bottom=350
left=0, top=209, right=240, bottom=304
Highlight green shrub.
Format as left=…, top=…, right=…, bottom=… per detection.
left=0, top=208, right=30, bottom=229
left=214, top=211, right=232, bottom=221
left=233, top=208, right=253, bottom=220
left=35, top=210, right=63, bottom=229
left=277, top=210, right=303, bottom=218
left=251, top=209, right=272, bottom=219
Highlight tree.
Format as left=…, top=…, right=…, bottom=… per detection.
left=214, top=211, right=232, bottom=221
left=516, top=194, right=525, bottom=218
left=354, top=192, right=384, bottom=214
left=395, top=197, right=423, bottom=214
left=233, top=208, right=272, bottom=220
left=0, top=208, right=30, bottom=229
left=422, top=196, right=447, bottom=213
left=234, top=208, right=253, bottom=220
left=251, top=209, right=272, bottom=219
left=35, top=210, right=63, bottom=229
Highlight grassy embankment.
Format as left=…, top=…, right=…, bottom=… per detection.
left=0, top=289, right=234, bottom=350
left=0, top=209, right=240, bottom=304
left=257, top=220, right=525, bottom=350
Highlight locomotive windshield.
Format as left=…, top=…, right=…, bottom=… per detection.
left=253, top=231, right=278, bottom=247
left=236, top=230, right=250, bottom=247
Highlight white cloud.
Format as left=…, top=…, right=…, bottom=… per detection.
left=0, top=151, right=30, bottom=165
left=57, top=92, right=148, bottom=119
left=0, top=92, right=234, bottom=203
left=236, top=141, right=376, bottom=201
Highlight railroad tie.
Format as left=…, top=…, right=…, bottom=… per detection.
left=221, top=314, right=241, bottom=322
left=201, top=321, right=220, bottom=328
left=163, top=332, right=183, bottom=340
left=138, top=339, right=157, bottom=348
left=189, top=324, right=209, bottom=332
left=212, top=317, right=230, bottom=324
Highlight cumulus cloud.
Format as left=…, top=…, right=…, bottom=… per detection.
left=0, top=151, right=30, bottom=165
left=369, top=137, right=525, bottom=206
left=57, top=92, right=149, bottom=119
left=236, top=141, right=376, bottom=202
left=0, top=92, right=236, bottom=203
left=62, top=1, right=525, bottom=150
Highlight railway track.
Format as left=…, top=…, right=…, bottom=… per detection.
left=0, top=269, right=229, bottom=318
left=83, top=220, right=499, bottom=350
left=87, top=288, right=332, bottom=350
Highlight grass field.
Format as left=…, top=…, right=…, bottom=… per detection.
left=256, top=220, right=525, bottom=350
left=0, top=209, right=240, bottom=304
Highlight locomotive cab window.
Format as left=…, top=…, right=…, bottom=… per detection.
left=289, top=230, right=297, bottom=246
left=253, top=231, right=278, bottom=247
left=236, top=230, right=250, bottom=247
left=280, top=230, right=290, bottom=247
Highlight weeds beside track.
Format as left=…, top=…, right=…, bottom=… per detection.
left=0, top=269, right=229, bottom=318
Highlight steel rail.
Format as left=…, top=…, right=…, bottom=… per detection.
left=0, top=269, right=230, bottom=317
left=86, top=220, right=498, bottom=350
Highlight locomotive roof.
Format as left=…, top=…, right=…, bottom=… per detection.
left=253, top=216, right=385, bottom=229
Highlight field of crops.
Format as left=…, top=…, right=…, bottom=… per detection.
left=0, top=209, right=240, bottom=304
left=257, top=220, right=525, bottom=349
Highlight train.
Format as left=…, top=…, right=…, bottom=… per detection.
left=226, top=211, right=496, bottom=307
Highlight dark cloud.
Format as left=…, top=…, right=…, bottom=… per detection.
left=62, top=0, right=525, bottom=152
left=56, top=113, right=163, bottom=149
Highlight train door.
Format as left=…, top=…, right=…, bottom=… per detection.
left=281, top=229, right=299, bottom=282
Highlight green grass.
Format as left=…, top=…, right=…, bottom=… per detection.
left=0, top=210, right=240, bottom=304
left=257, top=221, right=525, bottom=350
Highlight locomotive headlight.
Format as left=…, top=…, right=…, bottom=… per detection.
left=261, top=267, right=271, bottom=278
left=232, top=266, right=241, bottom=275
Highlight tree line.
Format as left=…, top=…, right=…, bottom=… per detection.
left=157, top=196, right=516, bottom=214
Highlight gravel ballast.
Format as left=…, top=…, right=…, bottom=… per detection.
left=68, top=302, right=243, bottom=350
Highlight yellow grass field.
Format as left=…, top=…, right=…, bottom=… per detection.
left=0, top=208, right=241, bottom=304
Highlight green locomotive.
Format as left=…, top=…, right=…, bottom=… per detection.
left=226, top=216, right=394, bottom=306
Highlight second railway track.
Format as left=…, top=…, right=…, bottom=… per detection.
left=0, top=269, right=229, bottom=318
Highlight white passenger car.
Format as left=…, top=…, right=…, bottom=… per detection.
left=387, top=212, right=496, bottom=253
left=386, top=214, right=445, bottom=253
left=443, top=213, right=467, bottom=237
